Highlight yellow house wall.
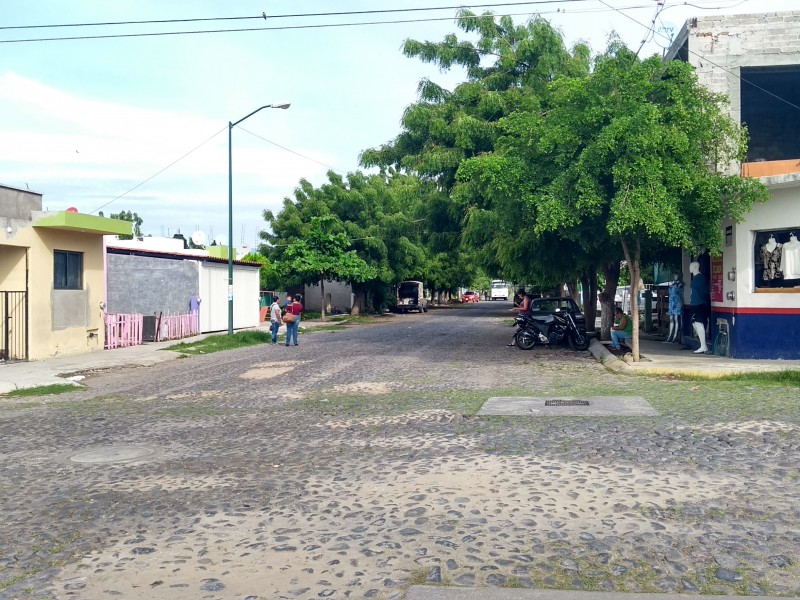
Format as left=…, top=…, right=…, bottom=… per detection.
left=2, top=222, right=106, bottom=360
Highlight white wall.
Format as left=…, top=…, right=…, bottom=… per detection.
left=733, top=183, right=800, bottom=309
left=199, top=263, right=260, bottom=332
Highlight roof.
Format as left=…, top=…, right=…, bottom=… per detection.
left=106, top=245, right=262, bottom=267
left=0, top=183, right=42, bottom=196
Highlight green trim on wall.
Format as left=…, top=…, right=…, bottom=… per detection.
left=32, top=211, right=132, bottom=236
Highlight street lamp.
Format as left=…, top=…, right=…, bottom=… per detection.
left=228, top=102, right=290, bottom=335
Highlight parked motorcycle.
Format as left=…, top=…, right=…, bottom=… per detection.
left=513, top=310, right=590, bottom=351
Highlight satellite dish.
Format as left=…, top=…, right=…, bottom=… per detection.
left=190, top=230, right=207, bottom=247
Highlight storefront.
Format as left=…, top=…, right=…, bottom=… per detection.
left=683, top=175, right=800, bottom=359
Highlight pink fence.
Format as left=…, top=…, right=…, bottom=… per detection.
left=159, top=311, right=200, bottom=341
left=104, top=313, right=144, bottom=349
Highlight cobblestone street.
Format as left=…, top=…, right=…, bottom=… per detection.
left=1, top=303, right=798, bottom=599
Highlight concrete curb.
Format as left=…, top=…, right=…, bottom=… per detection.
left=405, top=587, right=773, bottom=600
left=588, top=338, right=630, bottom=373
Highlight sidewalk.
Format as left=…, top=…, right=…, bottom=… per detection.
left=589, top=334, right=800, bottom=376
left=0, top=319, right=338, bottom=394
left=0, top=334, right=193, bottom=394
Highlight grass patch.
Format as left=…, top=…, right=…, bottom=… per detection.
left=2, top=383, right=80, bottom=398
left=667, top=369, right=800, bottom=386
left=164, top=330, right=271, bottom=355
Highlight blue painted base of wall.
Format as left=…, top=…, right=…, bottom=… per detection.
left=712, top=311, right=800, bottom=360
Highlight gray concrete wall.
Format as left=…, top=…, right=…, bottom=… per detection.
left=1, top=184, right=43, bottom=239
left=679, top=11, right=800, bottom=125
left=107, top=253, right=199, bottom=315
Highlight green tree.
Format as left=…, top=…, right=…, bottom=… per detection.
left=98, top=209, right=143, bottom=240
left=262, top=170, right=433, bottom=313
left=465, top=43, right=769, bottom=359
left=278, top=215, right=376, bottom=320
left=361, top=12, right=593, bottom=300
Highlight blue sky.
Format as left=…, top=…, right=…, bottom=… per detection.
left=2, top=0, right=796, bottom=246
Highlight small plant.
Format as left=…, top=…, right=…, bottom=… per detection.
left=164, top=330, right=272, bottom=355
left=2, top=383, right=80, bottom=398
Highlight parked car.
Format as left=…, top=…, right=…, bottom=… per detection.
left=528, top=297, right=586, bottom=327
left=461, top=291, right=480, bottom=303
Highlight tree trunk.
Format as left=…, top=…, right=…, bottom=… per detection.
left=319, top=276, right=326, bottom=321
left=620, top=237, right=641, bottom=362
left=350, top=285, right=366, bottom=315
left=581, top=267, right=598, bottom=333
left=599, top=260, right=620, bottom=341
left=566, top=280, right=579, bottom=303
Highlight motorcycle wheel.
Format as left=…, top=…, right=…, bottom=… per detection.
left=515, top=329, right=537, bottom=350
left=569, top=329, right=590, bottom=351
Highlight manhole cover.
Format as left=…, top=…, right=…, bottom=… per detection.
left=545, top=399, right=590, bottom=406
left=69, top=446, right=155, bottom=464
left=478, top=396, right=657, bottom=417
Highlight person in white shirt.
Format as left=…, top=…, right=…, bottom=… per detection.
left=269, top=298, right=283, bottom=345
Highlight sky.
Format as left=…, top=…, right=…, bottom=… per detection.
left=2, top=0, right=798, bottom=247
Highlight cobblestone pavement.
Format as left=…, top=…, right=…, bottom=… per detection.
left=1, top=303, right=799, bottom=599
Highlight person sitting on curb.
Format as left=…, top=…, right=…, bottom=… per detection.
left=611, top=306, right=633, bottom=350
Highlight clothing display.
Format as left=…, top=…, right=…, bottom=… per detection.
left=760, top=239, right=783, bottom=281
left=690, top=270, right=708, bottom=307
left=781, top=234, right=800, bottom=279
left=668, top=280, right=684, bottom=316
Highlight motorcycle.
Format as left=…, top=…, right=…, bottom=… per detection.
left=513, top=310, right=590, bottom=351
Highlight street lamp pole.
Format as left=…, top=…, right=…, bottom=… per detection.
left=228, top=103, right=290, bottom=335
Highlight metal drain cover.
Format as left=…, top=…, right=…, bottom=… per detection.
left=69, top=445, right=155, bottom=464
left=545, top=399, right=590, bottom=406
left=478, top=396, right=657, bottom=417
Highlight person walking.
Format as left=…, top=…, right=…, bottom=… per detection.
left=269, top=297, right=282, bottom=345
left=284, top=294, right=303, bottom=346
left=610, top=306, right=633, bottom=350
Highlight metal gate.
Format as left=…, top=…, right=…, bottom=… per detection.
left=1, top=291, right=28, bottom=362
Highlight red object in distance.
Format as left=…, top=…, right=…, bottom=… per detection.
left=66, top=207, right=79, bottom=213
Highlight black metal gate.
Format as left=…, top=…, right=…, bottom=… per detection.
left=1, top=291, right=28, bottom=362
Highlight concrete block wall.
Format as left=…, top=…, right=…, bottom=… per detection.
left=107, top=253, right=199, bottom=316
left=684, top=11, right=800, bottom=123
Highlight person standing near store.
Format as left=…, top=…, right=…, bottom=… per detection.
left=269, top=297, right=282, bottom=345
left=284, top=294, right=303, bottom=346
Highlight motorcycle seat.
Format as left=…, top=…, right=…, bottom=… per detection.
left=531, top=314, right=554, bottom=324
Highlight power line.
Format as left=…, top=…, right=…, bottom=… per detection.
left=1, top=2, right=592, bottom=31
left=90, top=126, right=226, bottom=214
left=0, top=3, right=708, bottom=44
left=597, top=0, right=800, bottom=113
left=238, top=127, right=345, bottom=174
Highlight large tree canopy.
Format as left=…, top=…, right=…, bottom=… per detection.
left=455, top=41, right=769, bottom=358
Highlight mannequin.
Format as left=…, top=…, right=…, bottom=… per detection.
left=663, top=273, right=684, bottom=343
left=689, top=261, right=709, bottom=353
left=781, top=233, right=800, bottom=279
